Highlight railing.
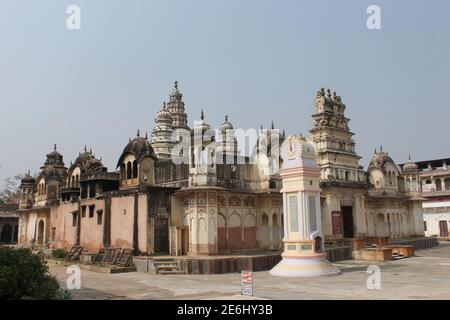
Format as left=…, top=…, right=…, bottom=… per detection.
left=422, top=189, right=450, bottom=197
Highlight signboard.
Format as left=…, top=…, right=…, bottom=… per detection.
left=332, top=211, right=343, bottom=235
left=241, top=270, right=253, bottom=296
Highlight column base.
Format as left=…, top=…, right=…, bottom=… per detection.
left=269, top=252, right=341, bottom=278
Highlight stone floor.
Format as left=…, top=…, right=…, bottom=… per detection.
left=50, top=242, right=450, bottom=300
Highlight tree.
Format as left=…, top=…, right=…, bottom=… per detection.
left=0, top=174, right=24, bottom=204
left=0, top=247, right=71, bottom=300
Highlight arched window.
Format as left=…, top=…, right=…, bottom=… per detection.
left=445, top=178, right=450, bottom=191
left=272, top=213, right=278, bottom=226
left=262, top=214, right=269, bottom=226
left=126, top=162, right=132, bottom=180
left=436, top=178, right=442, bottom=191
left=132, top=161, right=138, bottom=179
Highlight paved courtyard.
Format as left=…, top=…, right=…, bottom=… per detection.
left=50, top=242, right=450, bottom=300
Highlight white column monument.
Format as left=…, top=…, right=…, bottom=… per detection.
left=270, top=135, right=340, bottom=277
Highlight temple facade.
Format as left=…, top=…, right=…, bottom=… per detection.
left=310, top=88, right=424, bottom=242
left=17, top=83, right=424, bottom=257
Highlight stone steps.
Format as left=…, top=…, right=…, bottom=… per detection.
left=154, top=259, right=185, bottom=275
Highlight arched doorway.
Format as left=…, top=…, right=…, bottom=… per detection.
left=37, top=220, right=45, bottom=245
left=375, top=214, right=388, bottom=237
left=0, top=224, right=12, bottom=243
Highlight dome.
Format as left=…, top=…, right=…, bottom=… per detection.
left=41, top=166, right=64, bottom=182
left=71, top=147, right=105, bottom=174
left=44, top=144, right=64, bottom=167
left=190, top=110, right=214, bottom=141
left=368, top=147, right=396, bottom=172
left=156, top=102, right=173, bottom=122
left=403, top=156, right=419, bottom=173
left=20, top=171, right=35, bottom=186
left=116, top=131, right=157, bottom=168
left=219, top=115, right=233, bottom=132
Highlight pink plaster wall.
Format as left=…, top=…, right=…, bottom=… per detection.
left=79, top=199, right=104, bottom=252
left=50, top=202, right=78, bottom=250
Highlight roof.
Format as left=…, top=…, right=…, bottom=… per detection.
left=399, top=157, right=450, bottom=170
left=0, top=203, right=19, bottom=218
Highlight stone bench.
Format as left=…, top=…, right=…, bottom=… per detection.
left=353, top=247, right=393, bottom=262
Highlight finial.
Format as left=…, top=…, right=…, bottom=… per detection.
left=380, top=145, right=383, bottom=152
left=54, top=144, right=57, bottom=151
left=129, top=137, right=131, bottom=143
left=271, top=121, right=274, bottom=130
left=89, top=148, right=92, bottom=155
left=225, top=115, right=228, bottom=122
left=200, top=109, right=204, bottom=121
left=137, top=129, right=140, bottom=137
left=408, top=154, right=411, bottom=161
left=27, top=169, right=30, bottom=175
left=84, top=145, right=87, bottom=152
left=174, top=81, right=178, bottom=90
left=333, top=91, right=337, bottom=99
left=145, top=131, right=148, bottom=140
left=282, top=129, right=286, bottom=138
left=374, top=148, right=377, bottom=154
left=260, top=125, right=263, bottom=130
left=163, top=101, right=166, bottom=110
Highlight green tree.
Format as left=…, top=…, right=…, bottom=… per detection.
left=0, top=247, right=71, bottom=300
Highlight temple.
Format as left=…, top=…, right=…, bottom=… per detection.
left=17, top=83, right=425, bottom=261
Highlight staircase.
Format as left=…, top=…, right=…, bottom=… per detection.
left=153, top=258, right=185, bottom=275
left=391, top=252, right=406, bottom=260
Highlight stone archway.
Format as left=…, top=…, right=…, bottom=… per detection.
left=375, top=213, right=388, bottom=237
left=37, top=220, right=45, bottom=245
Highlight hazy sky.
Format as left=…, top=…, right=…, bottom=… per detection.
left=1, top=0, right=449, bottom=182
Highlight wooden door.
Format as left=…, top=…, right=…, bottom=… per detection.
left=439, top=221, right=449, bottom=237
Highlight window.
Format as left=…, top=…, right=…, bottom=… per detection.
left=309, top=195, right=317, bottom=232
left=89, top=205, right=95, bottom=218
left=81, top=206, right=86, bottom=218
left=72, top=212, right=77, bottom=227
left=289, top=195, right=299, bottom=232
left=424, top=221, right=427, bottom=232
left=97, top=210, right=103, bottom=225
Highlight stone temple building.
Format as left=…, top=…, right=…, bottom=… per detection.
left=17, top=83, right=425, bottom=258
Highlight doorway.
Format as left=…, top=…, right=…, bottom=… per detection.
left=342, top=206, right=354, bottom=238
left=181, top=227, right=189, bottom=255
left=0, top=224, right=12, bottom=243
left=154, top=217, right=169, bottom=255
left=37, top=220, right=45, bottom=245
left=439, top=220, right=449, bottom=237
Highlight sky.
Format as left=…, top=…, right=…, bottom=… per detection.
left=0, top=0, right=449, bottom=182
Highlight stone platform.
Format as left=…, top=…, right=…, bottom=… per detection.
left=133, top=252, right=282, bottom=275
